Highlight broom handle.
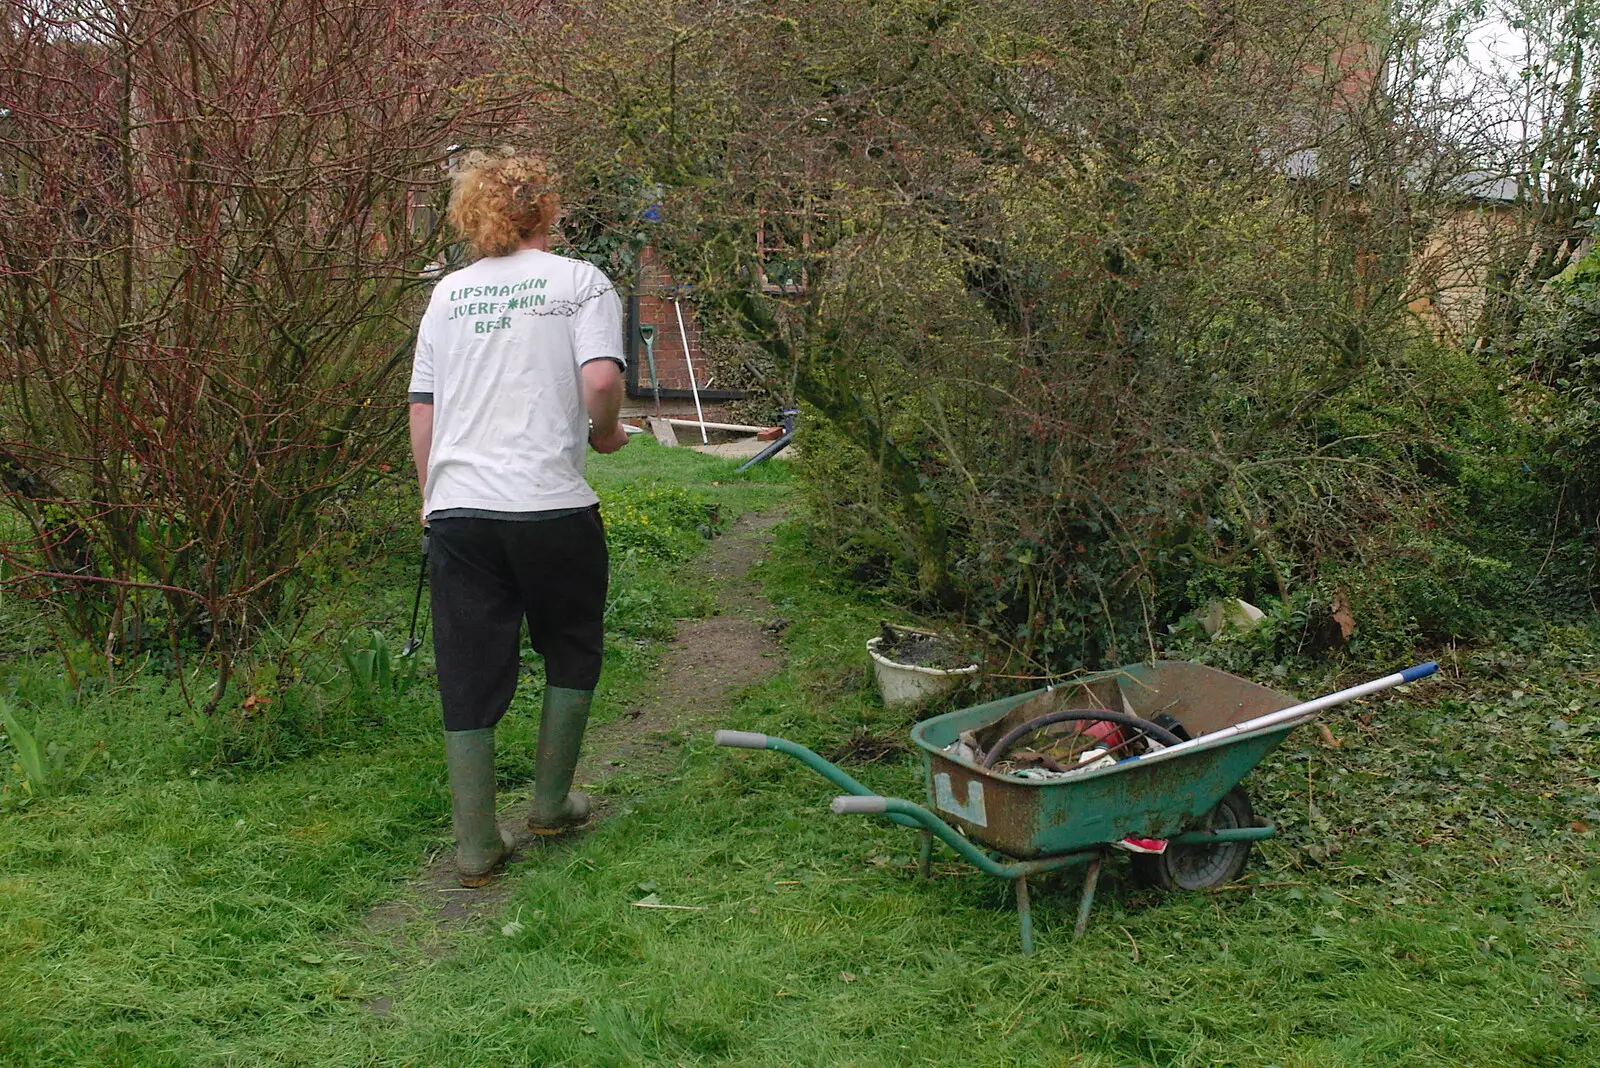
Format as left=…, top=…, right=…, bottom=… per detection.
left=1149, top=662, right=1439, bottom=758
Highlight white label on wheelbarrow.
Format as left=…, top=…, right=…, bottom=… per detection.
left=933, top=774, right=987, bottom=827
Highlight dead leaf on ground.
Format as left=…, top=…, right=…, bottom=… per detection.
left=1331, top=590, right=1356, bottom=642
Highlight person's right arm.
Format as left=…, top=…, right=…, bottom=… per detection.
left=408, top=296, right=437, bottom=522
left=409, top=401, right=434, bottom=500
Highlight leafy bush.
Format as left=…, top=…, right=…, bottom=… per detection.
left=530, top=0, right=1575, bottom=671
left=1531, top=255, right=1600, bottom=458
left=1507, top=245, right=1600, bottom=575
left=0, top=0, right=538, bottom=710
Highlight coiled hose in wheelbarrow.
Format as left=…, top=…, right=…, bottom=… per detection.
left=981, top=710, right=1185, bottom=770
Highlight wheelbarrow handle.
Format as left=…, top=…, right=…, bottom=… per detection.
left=714, top=730, right=770, bottom=749
left=828, top=794, right=1100, bottom=879
left=713, top=729, right=929, bottom=830
left=831, top=796, right=888, bottom=815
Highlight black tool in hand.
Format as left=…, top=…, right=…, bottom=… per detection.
left=399, top=526, right=429, bottom=658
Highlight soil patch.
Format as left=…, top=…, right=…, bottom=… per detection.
left=358, top=508, right=786, bottom=946
left=874, top=623, right=971, bottom=670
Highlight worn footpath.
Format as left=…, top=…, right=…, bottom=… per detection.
left=363, top=509, right=786, bottom=945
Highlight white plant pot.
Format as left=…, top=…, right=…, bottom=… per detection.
left=867, top=627, right=980, bottom=709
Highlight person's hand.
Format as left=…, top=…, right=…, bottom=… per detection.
left=589, top=421, right=630, bottom=454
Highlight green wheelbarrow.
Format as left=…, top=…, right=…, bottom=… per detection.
left=716, top=658, right=1438, bottom=952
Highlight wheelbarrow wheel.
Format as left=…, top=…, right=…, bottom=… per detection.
left=1130, top=786, right=1256, bottom=891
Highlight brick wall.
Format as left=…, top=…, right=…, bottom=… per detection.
left=632, top=248, right=710, bottom=392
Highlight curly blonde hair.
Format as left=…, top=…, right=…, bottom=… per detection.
left=447, top=153, right=561, bottom=259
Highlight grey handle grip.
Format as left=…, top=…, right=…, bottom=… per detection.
left=714, top=730, right=769, bottom=749
left=831, top=795, right=888, bottom=815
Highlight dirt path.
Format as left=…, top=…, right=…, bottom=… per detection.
left=362, top=509, right=785, bottom=950
left=587, top=508, right=784, bottom=773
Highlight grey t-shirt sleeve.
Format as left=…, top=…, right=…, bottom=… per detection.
left=570, top=269, right=626, bottom=370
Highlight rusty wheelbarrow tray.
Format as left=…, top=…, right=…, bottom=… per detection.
left=716, top=659, right=1438, bottom=953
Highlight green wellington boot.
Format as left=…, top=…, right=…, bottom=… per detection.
left=444, top=728, right=514, bottom=887
left=527, top=686, right=594, bottom=835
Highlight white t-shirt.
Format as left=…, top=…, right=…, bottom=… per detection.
left=408, top=249, right=625, bottom=517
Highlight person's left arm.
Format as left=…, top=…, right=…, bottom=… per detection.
left=582, top=360, right=627, bottom=453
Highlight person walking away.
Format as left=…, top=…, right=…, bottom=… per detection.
left=408, top=154, right=629, bottom=887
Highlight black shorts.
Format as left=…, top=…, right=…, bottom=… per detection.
left=428, top=509, right=608, bottom=732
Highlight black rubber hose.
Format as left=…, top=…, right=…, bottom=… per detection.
left=980, top=709, right=1185, bottom=769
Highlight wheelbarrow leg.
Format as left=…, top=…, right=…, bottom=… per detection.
left=918, top=830, right=933, bottom=879
left=1074, top=854, right=1103, bottom=940
left=1015, top=876, right=1034, bottom=955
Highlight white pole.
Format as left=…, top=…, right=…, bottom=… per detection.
left=1146, top=662, right=1440, bottom=761
left=674, top=298, right=708, bottom=444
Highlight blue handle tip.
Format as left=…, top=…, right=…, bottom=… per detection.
left=1400, top=661, right=1439, bottom=683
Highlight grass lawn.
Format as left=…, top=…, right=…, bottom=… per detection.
left=2, top=438, right=1597, bottom=1066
